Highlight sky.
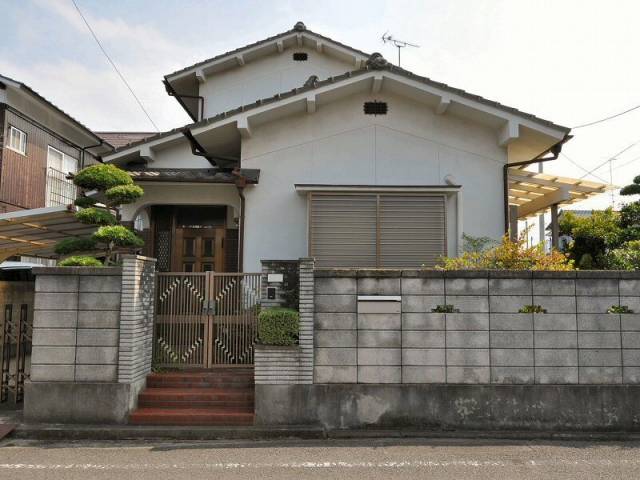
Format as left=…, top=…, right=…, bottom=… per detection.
left=1, top=0, right=640, bottom=217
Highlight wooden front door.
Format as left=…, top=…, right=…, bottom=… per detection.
left=172, top=228, right=225, bottom=272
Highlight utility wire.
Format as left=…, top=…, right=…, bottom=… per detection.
left=572, top=103, right=640, bottom=129
left=579, top=141, right=640, bottom=179
left=71, top=0, right=160, bottom=132
left=560, top=152, right=609, bottom=183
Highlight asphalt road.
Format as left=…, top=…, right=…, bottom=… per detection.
left=1, top=437, right=640, bottom=479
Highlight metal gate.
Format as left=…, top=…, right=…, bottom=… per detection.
left=1, top=303, right=32, bottom=403
left=153, top=272, right=261, bottom=368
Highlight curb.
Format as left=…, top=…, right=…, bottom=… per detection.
left=9, top=424, right=640, bottom=442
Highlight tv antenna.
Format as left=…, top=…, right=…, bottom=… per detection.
left=381, top=31, right=420, bottom=67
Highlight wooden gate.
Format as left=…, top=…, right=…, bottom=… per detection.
left=153, top=272, right=261, bottom=368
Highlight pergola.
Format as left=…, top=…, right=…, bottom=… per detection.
left=508, top=168, right=611, bottom=246
left=0, top=206, right=96, bottom=262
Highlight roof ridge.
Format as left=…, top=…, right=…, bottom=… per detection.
left=164, top=21, right=370, bottom=80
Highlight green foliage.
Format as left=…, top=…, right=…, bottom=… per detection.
left=518, top=305, right=547, bottom=314
left=73, top=196, right=97, bottom=208
left=105, top=184, right=144, bottom=205
left=606, top=240, right=640, bottom=271
left=621, top=175, right=640, bottom=197
left=73, top=164, right=132, bottom=190
left=439, top=233, right=574, bottom=271
left=559, top=208, right=623, bottom=269
left=608, top=305, right=634, bottom=314
left=54, top=237, right=97, bottom=255
left=75, top=207, right=117, bottom=226
left=93, top=225, right=144, bottom=248
left=58, top=256, right=103, bottom=267
left=462, top=233, right=498, bottom=254
left=257, top=308, right=299, bottom=345
left=431, top=304, right=460, bottom=313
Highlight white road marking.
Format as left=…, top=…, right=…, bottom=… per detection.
left=0, top=459, right=637, bottom=470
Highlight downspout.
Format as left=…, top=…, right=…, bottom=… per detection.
left=235, top=184, right=245, bottom=273
left=80, top=139, right=104, bottom=168
left=163, top=79, right=204, bottom=122
left=502, top=134, right=571, bottom=233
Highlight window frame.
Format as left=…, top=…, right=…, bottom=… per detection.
left=46, top=145, right=78, bottom=174
left=307, top=191, right=448, bottom=268
left=7, top=125, right=27, bottom=155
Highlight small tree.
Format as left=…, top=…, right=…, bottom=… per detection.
left=55, top=164, right=144, bottom=266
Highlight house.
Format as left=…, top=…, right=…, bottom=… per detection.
left=0, top=74, right=114, bottom=212
left=102, top=22, right=608, bottom=273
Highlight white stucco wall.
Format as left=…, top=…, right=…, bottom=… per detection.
left=240, top=91, right=507, bottom=272
left=120, top=183, right=240, bottom=226
left=199, top=47, right=356, bottom=118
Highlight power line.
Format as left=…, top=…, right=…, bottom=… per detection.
left=560, top=152, right=609, bottom=183
left=572, top=103, right=640, bottom=129
left=579, top=140, right=640, bottom=179
left=71, top=0, right=160, bottom=132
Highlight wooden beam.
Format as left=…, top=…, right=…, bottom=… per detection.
left=517, top=186, right=571, bottom=218
left=276, top=40, right=284, bottom=53
left=498, top=120, right=519, bottom=147
left=509, top=173, right=603, bottom=194
left=435, top=96, right=450, bottom=115
left=371, top=74, right=383, bottom=94
left=306, top=94, right=317, bottom=114
left=237, top=118, right=251, bottom=138
left=195, top=69, right=206, bottom=83
left=509, top=205, right=519, bottom=242
left=140, top=146, right=155, bottom=163
left=551, top=203, right=559, bottom=250
left=236, top=54, right=245, bottom=66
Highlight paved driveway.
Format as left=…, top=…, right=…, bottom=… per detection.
left=1, top=437, right=639, bottom=479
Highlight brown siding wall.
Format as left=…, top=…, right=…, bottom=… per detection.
left=0, top=110, right=80, bottom=212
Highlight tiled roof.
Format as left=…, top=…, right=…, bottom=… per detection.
left=165, top=21, right=369, bottom=80
left=124, top=167, right=260, bottom=184
left=96, top=132, right=155, bottom=149
left=0, top=73, right=112, bottom=149
left=109, top=58, right=570, bottom=156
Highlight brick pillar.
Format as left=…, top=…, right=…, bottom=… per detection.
left=298, top=257, right=315, bottom=384
left=118, top=255, right=156, bottom=384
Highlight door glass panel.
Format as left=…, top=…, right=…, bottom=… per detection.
left=203, top=263, right=213, bottom=272
left=183, top=238, right=195, bottom=257
left=203, top=238, right=215, bottom=257
left=183, top=263, right=194, bottom=272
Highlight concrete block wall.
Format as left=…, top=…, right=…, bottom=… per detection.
left=31, top=267, right=122, bottom=383
left=255, top=258, right=315, bottom=385
left=313, top=269, right=640, bottom=385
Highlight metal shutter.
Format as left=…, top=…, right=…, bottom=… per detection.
left=309, top=193, right=446, bottom=268
left=379, top=194, right=446, bottom=268
left=310, top=193, right=377, bottom=267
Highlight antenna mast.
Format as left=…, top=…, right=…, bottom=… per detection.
left=381, top=32, right=420, bottom=67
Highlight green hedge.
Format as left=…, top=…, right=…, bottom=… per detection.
left=257, top=308, right=299, bottom=346
left=58, top=256, right=103, bottom=267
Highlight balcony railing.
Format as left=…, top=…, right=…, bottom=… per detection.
left=46, top=167, right=77, bottom=207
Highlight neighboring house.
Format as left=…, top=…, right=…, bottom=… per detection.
left=103, top=22, right=609, bottom=273
left=0, top=74, right=113, bottom=212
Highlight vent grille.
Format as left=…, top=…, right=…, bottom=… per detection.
left=364, top=101, right=388, bottom=115
left=293, top=52, right=308, bottom=61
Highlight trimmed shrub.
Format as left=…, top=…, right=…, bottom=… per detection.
left=257, top=308, right=299, bottom=346
left=74, top=196, right=97, bottom=208
left=73, top=164, right=133, bottom=190
left=54, top=237, right=98, bottom=255
left=93, top=225, right=144, bottom=248
left=58, top=256, right=103, bottom=267
left=105, top=184, right=144, bottom=204
left=518, top=305, right=547, bottom=314
left=75, top=207, right=117, bottom=226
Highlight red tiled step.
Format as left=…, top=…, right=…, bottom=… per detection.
left=138, top=387, right=254, bottom=408
left=129, top=407, right=254, bottom=426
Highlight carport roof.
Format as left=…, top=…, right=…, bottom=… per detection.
left=0, top=205, right=96, bottom=261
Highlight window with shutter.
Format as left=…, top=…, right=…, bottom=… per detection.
left=309, top=192, right=446, bottom=268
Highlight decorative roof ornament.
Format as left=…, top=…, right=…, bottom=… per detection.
left=294, top=21, right=307, bottom=31
left=304, top=75, right=319, bottom=88
left=366, top=52, right=389, bottom=70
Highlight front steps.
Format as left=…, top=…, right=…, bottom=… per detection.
left=129, top=368, right=254, bottom=426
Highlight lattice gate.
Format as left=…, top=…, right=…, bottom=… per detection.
left=1, top=303, right=32, bottom=403
left=153, top=272, right=261, bottom=368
